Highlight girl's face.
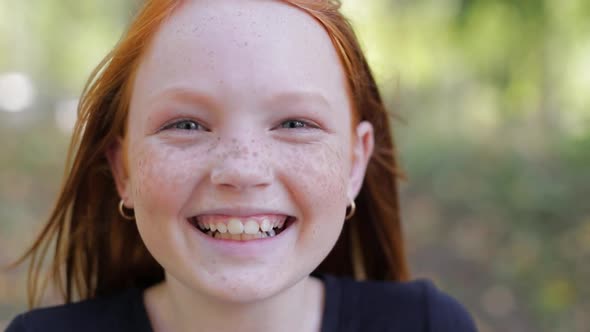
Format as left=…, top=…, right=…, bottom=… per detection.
left=109, top=0, right=373, bottom=302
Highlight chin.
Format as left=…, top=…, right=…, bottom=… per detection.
left=194, top=271, right=300, bottom=304
left=209, top=283, right=278, bottom=303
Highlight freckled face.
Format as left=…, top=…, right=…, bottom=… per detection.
left=122, top=0, right=359, bottom=302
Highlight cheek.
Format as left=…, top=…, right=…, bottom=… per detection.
left=128, top=143, right=208, bottom=215
left=280, top=141, right=349, bottom=213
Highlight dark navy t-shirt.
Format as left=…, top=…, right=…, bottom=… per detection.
left=6, top=275, right=478, bottom=331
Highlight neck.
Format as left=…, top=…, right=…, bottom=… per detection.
left=144, top=275, right=324, bottom=332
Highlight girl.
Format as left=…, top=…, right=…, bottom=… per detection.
left=7, top=0, right=477, bottom=331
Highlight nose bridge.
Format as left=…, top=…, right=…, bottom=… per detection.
left=210, top=133, right=273, bottom=189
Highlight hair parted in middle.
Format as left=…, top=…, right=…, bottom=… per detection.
left=15, top=0, right=409, bottom=307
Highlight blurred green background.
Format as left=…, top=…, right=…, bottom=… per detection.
left=1, top=0, right=588, bottom=331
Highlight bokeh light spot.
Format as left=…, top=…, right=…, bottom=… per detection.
left=0, top=72, right=35, bottom=113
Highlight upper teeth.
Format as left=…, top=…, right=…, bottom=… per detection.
left=194, top=216, right=288, bottom=235
left=243, top=220, right=259, bottom=234
left=228, top=219, right=245, bottom=234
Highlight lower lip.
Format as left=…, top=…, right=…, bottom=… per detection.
left=187, top=219, right=296, bottom=257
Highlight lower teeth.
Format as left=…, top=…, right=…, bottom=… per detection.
left=208, top=228, right=278, bottom=240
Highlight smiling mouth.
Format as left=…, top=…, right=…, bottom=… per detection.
left=189, top=215, right=296, bottom=241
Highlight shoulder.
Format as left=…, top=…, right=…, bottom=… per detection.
left=322, top=275, right=477, bottom=332
left=5, top=288, right=150, bottom=332
left=417, top=280, right=478, bottom=332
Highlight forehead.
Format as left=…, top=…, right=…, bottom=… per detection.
left=132, top=0, right=350, bottom=110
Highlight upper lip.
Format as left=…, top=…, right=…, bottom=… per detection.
left=190, top=207, right=294, bottom=218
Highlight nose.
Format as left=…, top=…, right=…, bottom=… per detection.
left=210, top=143, right=273, bottom=191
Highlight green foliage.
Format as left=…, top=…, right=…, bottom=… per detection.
left=341, top=0, right=589, bottom=331
left=1, top=0, right=589, bottom=331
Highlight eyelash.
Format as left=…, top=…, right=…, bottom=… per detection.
left=162, top=119, right=209, bottom=132
left=161, top=118, right=319, bottom=132
left=277, top=119, right=319, bottom=130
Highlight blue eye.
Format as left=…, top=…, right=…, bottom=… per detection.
left=280, top=119, right=315, bottom=129
left=163, top=119, right=208, bottom=131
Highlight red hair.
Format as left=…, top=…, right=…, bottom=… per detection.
left=13, top=0, right=409, bottom=307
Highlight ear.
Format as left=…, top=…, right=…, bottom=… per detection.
left=347, top=121, right=374, bottom=200
left=106, top=137, right=133, bottom=208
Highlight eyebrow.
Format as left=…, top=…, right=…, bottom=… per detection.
left=263, top=91, right=332, bottom=111
left=152, top=87, right=332, bottom=111
left=152, top=87, right=220, bottom=110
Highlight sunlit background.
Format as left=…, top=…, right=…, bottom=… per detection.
left=1, top=1, right=589, bottom=331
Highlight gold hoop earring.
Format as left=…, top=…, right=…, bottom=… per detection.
left=118, top=200, right=135, bottom=220
left=345, top=199, right=356, bottom=220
